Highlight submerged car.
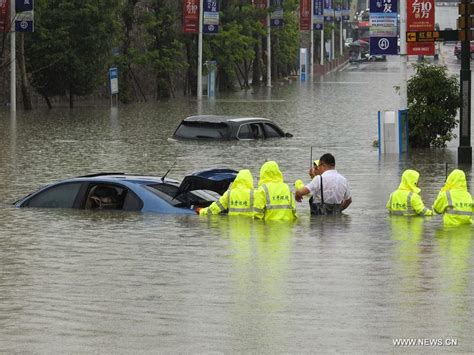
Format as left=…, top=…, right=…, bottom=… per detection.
left=14, top=169, right=238, bottom=214
left=172, top=115, right=293, bottom=140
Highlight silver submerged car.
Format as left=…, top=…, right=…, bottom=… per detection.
left=172, top=115, right=293, bottom=140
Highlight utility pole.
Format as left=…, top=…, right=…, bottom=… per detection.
left=399, top=0, right=407, bottom=110
left=310, top=0, right=314, bottom=79
left=267, top=0, right=271, bottom=87
left=10, top=0, right=16, bottom=112
left=458, top=0, right=472, bottom=164
left=197, top=0, right=203, bottom=99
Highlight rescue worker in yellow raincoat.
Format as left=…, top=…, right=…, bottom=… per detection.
left=386, top=169, right=433, bottom=216
left=432, top=169, right=473, bottom=225
left=254, top=161, right=297, bottom=221
left=199, top=169, right=255, bottom=217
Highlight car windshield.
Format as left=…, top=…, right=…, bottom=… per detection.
left=174, top=121, right=230, bottom=139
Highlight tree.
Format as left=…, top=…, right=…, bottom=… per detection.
left=26, top=0, right=119, bottom=108
left=142, top=0, right=185, bottom=99
left=406, top=63, right=459, bottom=148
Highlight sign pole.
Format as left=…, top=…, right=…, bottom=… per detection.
left=10, top=0, right=16, bottom=112
left=267, top=0, right=271, bottom=87
left=197, top=0, right=203, bottom=99
left=399, top=0, right=407, bottom=110
left=310, top=0, right=314, bottom=79
left=458, top=0, right=472, bottom=164
left=321, top=28, right=324, bottom=65
left=340, top=15, right=343, bottom=56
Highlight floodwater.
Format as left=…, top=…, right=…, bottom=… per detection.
left=1, top=56, right=473, bottom=353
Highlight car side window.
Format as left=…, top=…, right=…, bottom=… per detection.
left=84, top=184, right=142, bottom=211
left=263, top=123, right=283, bottom=138
left=237, top=124, right=253, bottom=139
left=250, top=124, right=264, bottom=139
left=25, top=182, right=83, bottom=208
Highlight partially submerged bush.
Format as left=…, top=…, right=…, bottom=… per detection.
left=406, top=63, right=459, bottom=148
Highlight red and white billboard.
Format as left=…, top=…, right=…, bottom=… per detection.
left=0, top=0, right=10, bottom=33
left=183, top=0, right=199, bottom=33
left=300, top=0, right=311, bottom=31
left=407, top=0, right=435, bottom=55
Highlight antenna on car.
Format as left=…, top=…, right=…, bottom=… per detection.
left=161, top=160, right=177, bottom=182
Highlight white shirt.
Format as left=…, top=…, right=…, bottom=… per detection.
left=305, top=169, right=351, bottom=204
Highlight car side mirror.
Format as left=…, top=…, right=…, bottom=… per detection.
left=285, top=132, right=293, bottom=138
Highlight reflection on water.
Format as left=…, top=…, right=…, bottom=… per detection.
left=0, top=59, right=473, bottom=351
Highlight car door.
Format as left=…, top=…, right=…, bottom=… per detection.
left=20, top=182, right=87, bottom=208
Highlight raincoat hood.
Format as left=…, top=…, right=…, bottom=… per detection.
left=258, top=161, right=284, bottom=186
left=398, top=169, right=421, bottom=193
left=442, top=169, right=467, bottom=192
left=231, top=169, right=254, bottom=190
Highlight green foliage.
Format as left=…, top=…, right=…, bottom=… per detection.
left=271, top=8, right=299, bottom=77
left=26, top=0, right=119, bottom=103
left=407, top=63, right=459, bottom=148
left=206, top=3, right=263, bottom=90
left=142, top=1, right=186, bottom=98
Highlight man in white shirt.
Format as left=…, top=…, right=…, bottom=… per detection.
left=295, top=153, right=352, bottom=215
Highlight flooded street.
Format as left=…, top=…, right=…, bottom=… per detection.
left=0, top=56, right=473, bottom=352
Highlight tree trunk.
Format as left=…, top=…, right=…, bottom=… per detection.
left=252, top=40, right=261, bottom=86
left=18, top=33, right=33, bottom=110
left=40, top=91, right=52, bottom=109
left=69, top=91, right=74, bottom=109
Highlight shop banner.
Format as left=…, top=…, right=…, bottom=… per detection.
left=370, top=0, right=398, bottom=55
left=183, top=0, right=199, bottom=33
left=407, top=0, right=435, bottom=55
left=203, top=0, right=219, bottom=34
left=300, top=0, right=311, bottom=31
left=323, top=0, right=333, bottom=22
left=313, top=0, right=324, bottom=30
left=270, top=0, right=284, bottom=27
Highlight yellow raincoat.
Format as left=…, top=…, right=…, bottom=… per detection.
left=386, top=169, right=433, bottom=216
left=432, top=169, right=473, bottom=225
left=254, top=161, right=296, bottom=221
left=199, top=169, right=255, bottom=217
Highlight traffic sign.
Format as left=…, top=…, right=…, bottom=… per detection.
left=406, top=30, right=458, bottom=42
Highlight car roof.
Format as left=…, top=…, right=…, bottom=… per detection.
left=183, top=115, right=271, bottom=124
left=58, top=173, right=179, bottom=185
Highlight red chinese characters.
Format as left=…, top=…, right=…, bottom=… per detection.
left=407, top=0, right=435, bottom=55
left=183, top=0, right=199, bottom=33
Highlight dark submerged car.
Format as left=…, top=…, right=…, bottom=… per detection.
left=172, top=115, right=293, bottom=140
left=14, top=169, right=238, bottom=214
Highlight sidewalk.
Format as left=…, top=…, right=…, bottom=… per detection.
left=313, top=55, right=349, bottom=76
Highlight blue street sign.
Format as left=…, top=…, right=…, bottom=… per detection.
left=370, top=0, right=397, bottom=14
left=16, top=0, right=33, bottom=12
left=109, top=67, right=119, bottom=95
left=370, top=37, right=397, bottom=55
left=15, top=13, right=34, bottom=32
left=203, top=0, right=219, bottom=34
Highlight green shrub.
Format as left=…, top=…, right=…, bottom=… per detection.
left=406, top=63, right=459, bottom=148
